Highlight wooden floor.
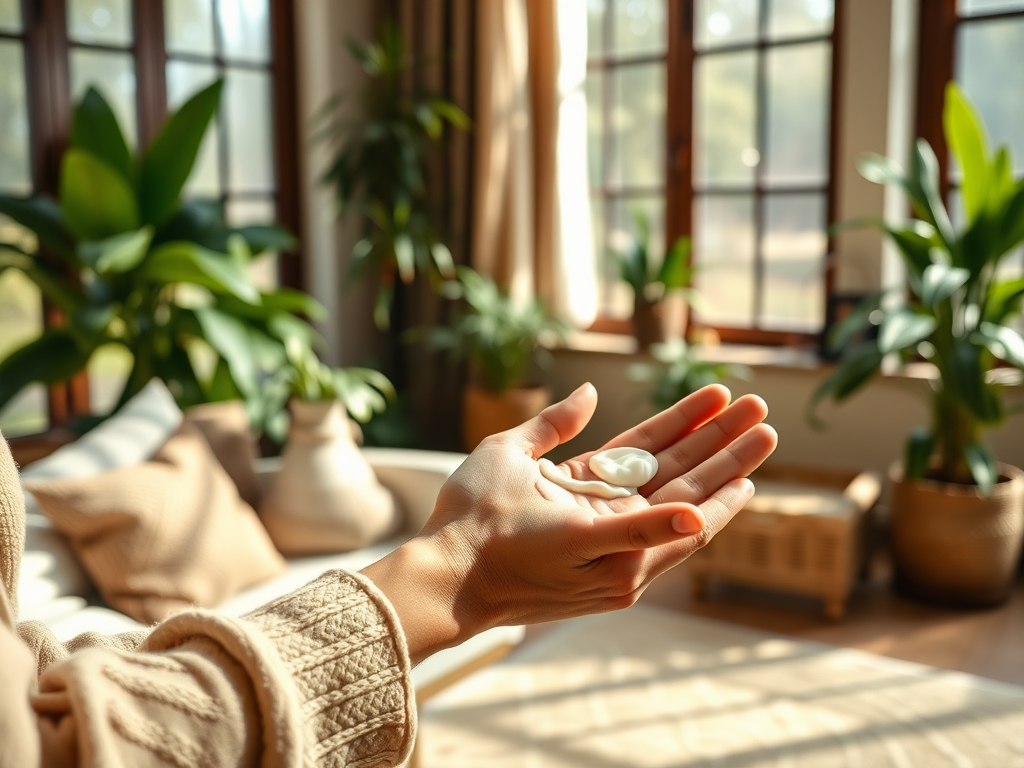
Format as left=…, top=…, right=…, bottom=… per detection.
left=526, top=557, right=1024, bottom=688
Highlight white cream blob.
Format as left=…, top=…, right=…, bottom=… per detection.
left=589, top=447, right=659, bottom=487
left=537, top=447, right=658, bottom=500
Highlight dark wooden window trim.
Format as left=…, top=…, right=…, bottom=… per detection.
left=588, top=0, right=841, bottom=348
left=6, top=0, right=301, bottom=457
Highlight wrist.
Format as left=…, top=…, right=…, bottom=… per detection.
left=359, top=532, right=488, bottom=665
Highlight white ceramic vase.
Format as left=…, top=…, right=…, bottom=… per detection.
left=259, top=399, right=399, bottom=555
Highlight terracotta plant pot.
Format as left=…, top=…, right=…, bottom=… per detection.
left=888, top=462, right=1024, bottom=607
left=632, top=297, right=666, bottom=351
left=260, top=399, right=398, bottom=555
left=462, top=385, right=551, bottom=452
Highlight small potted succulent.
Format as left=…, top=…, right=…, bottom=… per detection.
left=812, top=84, right=1024, bottom=606
left=611, top=212, right=694, bottom=350
left=427, top=266, right=569, bottom=451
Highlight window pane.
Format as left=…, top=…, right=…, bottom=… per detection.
left=227, top=197, right=278, bottom=290
left=89, top=344, right=132, bottom=415
left=587, top=71, right=604, bottom=186
left=693, top=194, right=756, bottom=326
left=612, top=0, right=667, bottom=56
left=0, top=41, right=31, bottom=194
left=225, top=68, right=274, bottom=193
left=694, top=51, right=757, bottom=187
left=587, top=0, right=606, bottom=58
left=761, top=192, right=826, bottom=330
left=610, top=62, right=664, bottom=189
left=167, top=60, right=221, bottom=196
left=766, top=0, right=834, bottom=40
left=165, top=0, right=215, bottom=56
left=217, top=0, right=270, bottom=63
left=0, top=258, right=46, bottom=436
left=70, top=49, right=137, bottom=145
left=67, top=0, right=132, bottom=46
left=957, top=18, right=1024, bottom=175
left=958, top=0, right=1024, bottom=15
left=604, top=195, right=665, bottom=317
left=695, top=0, right=759, bottom=50
left=763, top=42, right=831, bottom=186
left=0, top=0, right=20, bottom=32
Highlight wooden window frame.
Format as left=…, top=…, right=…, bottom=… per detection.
left=4, top=0, right=300, bottom=456
left=589, top=0, right=842, bottom=348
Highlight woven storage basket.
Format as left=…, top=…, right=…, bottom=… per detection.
left=686, top=465, right=881, bottom=619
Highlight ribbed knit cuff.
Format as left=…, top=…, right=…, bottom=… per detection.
left=244, top=569, right=417, bottom=768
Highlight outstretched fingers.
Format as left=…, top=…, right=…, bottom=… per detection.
left=601, top=384, right=732, bottom=456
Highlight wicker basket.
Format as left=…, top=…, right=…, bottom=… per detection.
left=686, top=465, right=882, bottom=619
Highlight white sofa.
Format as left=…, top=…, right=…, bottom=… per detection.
left=16, top=380, right=524, bottom=699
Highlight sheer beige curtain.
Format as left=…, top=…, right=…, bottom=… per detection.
left=472, top=0, right=597, bottom=327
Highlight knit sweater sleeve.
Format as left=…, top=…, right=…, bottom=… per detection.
left=29, top=569, right=416, bottom=768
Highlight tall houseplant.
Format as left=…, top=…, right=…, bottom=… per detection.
left=320, top=20, right=470, bottom=329
left=813, top=83, right=1024, bottom=605
left=428, top=266, right=569, bottom=450
left=611, top=212, right=693, bottom=349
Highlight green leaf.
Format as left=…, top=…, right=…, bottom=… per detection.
left=878, top=309, right=936, bottom=354
left=260, top=288, right=328, bottom=321
left=193, top=306, right=259, bottom=397
left=71, top=86, right=134, bottom=184
left=430, top=98, right=472, bottom=130
left=60, top=149, right=140, bottom=240
left=904, top=427, right=934, bottom=480
left=0, top=246, right=84, bottom=313
left=78, top=226, right=154, bottom=274
left=943, top=83, right=989, bottom=224
left=0, top=195, right=76, bottom=263
left=808, top=341, right=885, bottom=426
left=374, top=283, right=394, bottom=331
left=430, top=241, right=455, bottom=278
left=142, top=241, right=260, bottom=304
left=656, top=237, right=692, bottom=290
left=139, top=79, right=223, bottom=226
left=910, top=140, right=955, bottom=246
left=234, top=224, right=297, bottom=255
left=0, top=329, right=95, bottom=410
left=827, top=290, right=886, bottom=353
left=975, top=322, right=1024, bottom=369
left=965, top=443, right=997, bottom=496
left=985, top=276, right=1024, bottom=323
left=920, top=263, right=969, bottom=307
left=949, top=339, right=1002, bottom=423
left=394, top=233, right=415, bottom=284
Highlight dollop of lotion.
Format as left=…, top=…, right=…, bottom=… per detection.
left=537, top=447, right=658, bottom=500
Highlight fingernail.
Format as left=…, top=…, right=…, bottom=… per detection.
left=672, top=508, right=705, bottom=535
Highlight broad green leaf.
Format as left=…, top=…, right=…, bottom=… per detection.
left=657, top=237, right=692, bottom=290
left=142, top=241, right=259, bottom=303
left=989, top=146, right=1014, bottom=213
left=857, top=153, right=910, bottom=192
left=910, top=140, right=955, bottom=246
left=193, top=306, right=258, bottom=397
left=430, top=98, right=472, bottom=130
left=904, top=427, right=934, bottom=480
left=139, top=79, right=223, bottom=226
left=394, top=233, right=415, bottom=283
left=79, top=226, right=153, bottom=274
left=885, top=223, right=935, bottom=280
left=374, top=283, right=393, bottom=330
left=965, top=443, right=997, bottom=496
left=808, top=340, right=885, bottom=427
left=60, top=149, right=139, bottom=240
left=975, top=322, right=1024, bottom=369
left=0, top=329, right=95, bottom=410
left=943, top=83, right=989, bottom=224
left=71, top=87, right=133, bottom=184
left=878, top=309, right=936, bottom=354
left=985, top=276, right=1024, bottom=323
left=234, top=224, right=298, bottom=255
left=0, top=195, right=76, bottom=263
left=949, top=339, right=1002, bottom=423
left=997, top=181, right=1024, bottom=256
left=0, top=246, right=83, bottom=313
left=207, top=357, right=243, bottom=402
left=430, top=241, right=455, bottom=278
left=260, top=288, right=328, bottom=321
left=69, top=305, right=116, bottom=343
left=226, top=233, right=251, bottom=267
left=920, top=263, right=969, bottom=307
left=827, top=289, right=886, bottom=353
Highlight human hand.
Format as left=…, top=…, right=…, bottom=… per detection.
left=362, top=383, right=776, bottom=663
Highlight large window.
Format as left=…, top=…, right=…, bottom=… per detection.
left=585, top=0, right=838, bottom=343
left=0, top=0, right=297, bottom=437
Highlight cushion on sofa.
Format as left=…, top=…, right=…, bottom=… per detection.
left=25, top=424, right=286, bottom=623
left=182, top=400, right=262, bottom=510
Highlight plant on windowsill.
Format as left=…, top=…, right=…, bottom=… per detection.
left=424, top=266, right=569, bottom=451
left=811, top=83, right=1024, bottom=607
left=319, top=19, right=470, bottom=330
left=0, top=82, right=390, bottom=440
left=611, top=211, right=694, bottom=350
left=628, top=338, right=752, bottom=412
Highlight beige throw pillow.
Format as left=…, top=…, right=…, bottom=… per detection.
left=25, top=425, right=286, bottom=624
left=183, top=400, right=262, bottom=510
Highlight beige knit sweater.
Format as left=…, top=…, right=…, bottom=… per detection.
left=0, top=432, right=416, bottom=768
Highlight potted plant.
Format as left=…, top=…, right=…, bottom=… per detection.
left=0, top=82, right=316, bottom=439
left=259, top=339, right=398, bottom=554
left=812, top=83, right=1024, bottom=607
left=628, top=338, right=752, bottom=412
left=427, top=266, right=569, bottom=451
left=319, top=19, right=470, bottom=329
left=611, top=212, right=694, bottom=350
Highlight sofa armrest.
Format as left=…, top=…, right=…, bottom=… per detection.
left=253, top=448, right=466, bottom=536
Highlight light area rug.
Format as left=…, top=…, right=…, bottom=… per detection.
left=417, top=605, right=1024, bottom=767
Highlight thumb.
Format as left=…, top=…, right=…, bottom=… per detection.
left=498, top=382, right=598, bottom=457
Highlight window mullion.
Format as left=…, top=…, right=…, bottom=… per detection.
left=135, top=0, right=168, bottom=147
